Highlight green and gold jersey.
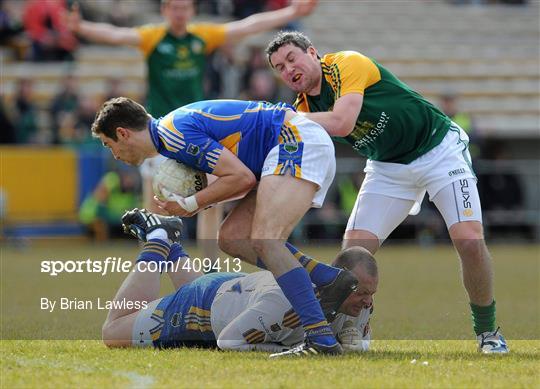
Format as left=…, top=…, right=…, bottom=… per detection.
left=136, top=23, right=226, bottom=117
left=294, top=51, right=451, bottom=164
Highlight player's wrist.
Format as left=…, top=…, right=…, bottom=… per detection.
left=181, top=195, right=199, bottom=213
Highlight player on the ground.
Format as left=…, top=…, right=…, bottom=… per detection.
left=66, top=0, right=317, bottom=258
left=263, top=31, right=508, bottom=353
left=102, top=208, right=377, bottom=355
left=92, top=97, right=358, bottom=357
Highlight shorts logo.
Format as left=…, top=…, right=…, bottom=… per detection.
left=284, top=142, right=298, bottom=154
left=460, top=179, right=472, bottom=211
left=187, top=144, right=200, bottom=156
left=448, top=168, right=466, bottom=177
left=463, top=209, right=474, bottom=217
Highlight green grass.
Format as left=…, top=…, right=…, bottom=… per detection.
left=1, top=241, right=539, bottom=387
left=2, top=340, right=539, bottom=388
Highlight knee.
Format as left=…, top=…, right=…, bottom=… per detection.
left=450, top=222, right=487, bottom=257
left=218, top=224, right=243, bottom=256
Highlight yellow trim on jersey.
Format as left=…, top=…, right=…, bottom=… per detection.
left=304, top=320, right=328, bottom=330
left=136, top=24, right=168, bottom=58
left=188, top=306, right=211, bottom=317
left=187, top=23, right=227, bottom=54
left=219, top=131, right=242, bottom=155
left=179, top=107, right=242, bottom=121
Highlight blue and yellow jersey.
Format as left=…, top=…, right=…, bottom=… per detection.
left=151, top=272, right=244, bottom=348
left=149, top=100, right=293, bottom=178
left=136, top=23, right=227, bottom=117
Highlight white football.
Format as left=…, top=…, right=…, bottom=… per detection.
left=153, top=159, right=207, bottom=200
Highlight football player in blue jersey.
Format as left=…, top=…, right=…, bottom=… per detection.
left=102, top=208, right=377, bottom=354
left=93, top=97, right=360, bottom=356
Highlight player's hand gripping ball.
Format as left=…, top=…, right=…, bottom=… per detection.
left=153, top=159, right=207, bottom=201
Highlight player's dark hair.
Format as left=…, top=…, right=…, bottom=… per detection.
left=332, top=247, right=378, bottom=278
left=265, top=31, right=314, bottom=67
left=91, top=97, right=149, bottom=141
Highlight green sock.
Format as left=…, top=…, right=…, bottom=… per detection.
left=470, top=300, right=496, bottom=336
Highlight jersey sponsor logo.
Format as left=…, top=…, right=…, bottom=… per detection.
left=157, top=43, right=175, bottom=54
left=351, top=112, right=390, bottom=150
left=448, top=168, right=466, bottom=177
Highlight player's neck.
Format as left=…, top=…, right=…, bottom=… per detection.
left=167, top=24, right=188, bottom=38
left=306, top=73, right=323, bottom=97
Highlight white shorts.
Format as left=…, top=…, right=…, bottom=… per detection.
left=347, top=123, right=482, bottom=239
left=140, top=154, right=167, bottom=179
left=211, top=271, right=304, bottom=349
left=132, top=298, right=163, bottom=347
left=261, top=115, right=336, bottom=208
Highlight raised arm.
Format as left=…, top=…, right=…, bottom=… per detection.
left=66, top=3, right=140, bottom=46
left=302, top=93, right=364, bottom=137
left=224, top=0, right=317, bottom=43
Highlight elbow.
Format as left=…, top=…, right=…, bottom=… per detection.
left=333, top=120, right=354, bottom=137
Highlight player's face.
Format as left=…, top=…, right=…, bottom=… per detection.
left=269, top=44, right=321, bottom=95
left=339, top=266, right=378, bottom=317
left=162, top=0, right=195, bottom=31
left=98, top=131, right=145, bottom=166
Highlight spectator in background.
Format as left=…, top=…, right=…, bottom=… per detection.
left=240, top=69, right=278, bottom=101
left=79, top=169, right=141, bottom=241
left=13, top=78, right=39, bottom=144
left=0, top=99, right=16, bottom=144
left=49, top=74, right=80, bottom=144
left=103, top=78, right=124, bottom=102
left=0, top=0, right=25, bottom=60
left=23, top=0, right=77, bottom=61
left=440, top=92, right=482, bottom=158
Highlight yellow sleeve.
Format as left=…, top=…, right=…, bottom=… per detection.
left=187, top=23, right=227, bottom=54
left=136, top=24, right=168, bottom=57
left=293, top=94, right=310, bottom=113
left=323, top=51, right=381, bottom=98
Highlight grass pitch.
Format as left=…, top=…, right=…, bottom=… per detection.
left=1, top=241, right=539, bottom=388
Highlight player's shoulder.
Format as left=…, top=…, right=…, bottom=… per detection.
left=322, top=50, right=374, bottom=67
left=187, top=23, right=226, bottom=37
left=136, top=23, right=168, bottom=35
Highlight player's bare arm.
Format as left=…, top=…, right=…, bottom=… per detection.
left=302, top=93, right=364, bottom=137
left=66, top=3, right=140, bottom=46
left=154, top=148, right=256, bottom=217
left=224, top=0, right=317, bottom=43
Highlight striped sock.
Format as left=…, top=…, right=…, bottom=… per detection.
left=276, top=268, right=337, bottom=347
left=285, top=242, right=340, bottom=287
left=137, top=239, right=171, bottom=263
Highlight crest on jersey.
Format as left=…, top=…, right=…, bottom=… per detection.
left=284, top=142, right=299, bottom=154
left=187, top=143, right=200, bottom=156
left=191, top=40, right=203, bottom=54
left=170, top=312, right=183, bottom=327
